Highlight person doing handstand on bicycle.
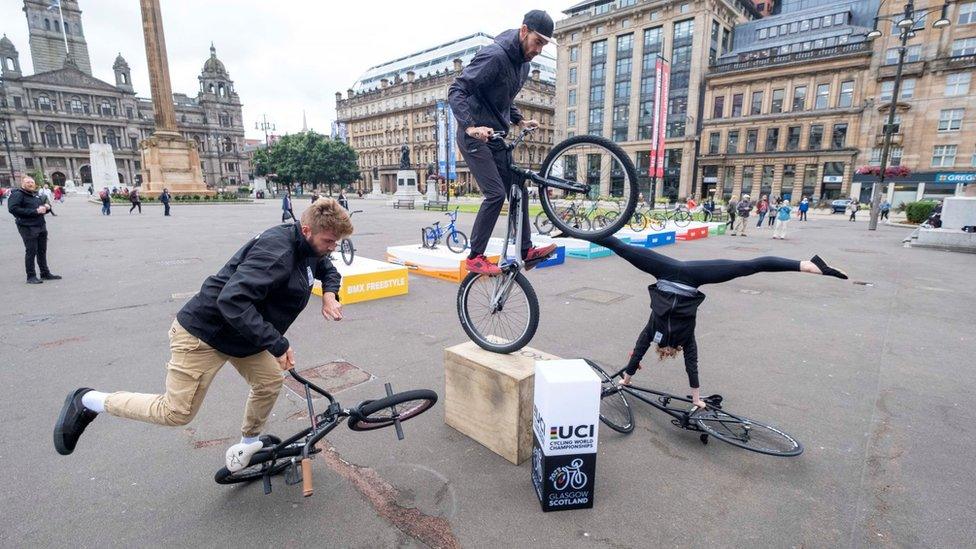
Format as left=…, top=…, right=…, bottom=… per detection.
left=448, top=9, right=558, bottom=276
left=53, top=199, right=352, bottom=473
left=596, top=236, right=848, bottom=409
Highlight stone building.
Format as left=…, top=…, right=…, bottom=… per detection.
left=334, top=33, right=557, bottom=194
left=552, top=0, right=760, bottom=202
left=0, top=1, right=248, bottom=189
left=853, top=0, right=976, bottom=206
left=698, top=0, right=878, bottom=203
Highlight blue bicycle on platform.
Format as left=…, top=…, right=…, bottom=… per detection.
left=421, top=207, right=469, bottom=253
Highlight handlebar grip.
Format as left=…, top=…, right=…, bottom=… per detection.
left=301, top=458, right=314, bottom=497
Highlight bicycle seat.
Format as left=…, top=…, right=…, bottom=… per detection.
left=432, top=221, right=440, bottom=226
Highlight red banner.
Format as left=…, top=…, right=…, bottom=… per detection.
left=654, top=59, right=670, bottom=179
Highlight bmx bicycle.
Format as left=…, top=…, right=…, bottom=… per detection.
left=456, top=128, right=639, bottom=353
left=421, top=207, right=468, bottom=253
left=333, top=209, right=362, bottom=265
left=214, top=367, right=438, bottom=496
left=586, top=359, right=802, bottom=457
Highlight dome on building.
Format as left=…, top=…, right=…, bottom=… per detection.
left=202, top=43, right=227, bottom=76
left=0, top=34, right=16, bottom=52
left=113, top=53, right=128, bottom=69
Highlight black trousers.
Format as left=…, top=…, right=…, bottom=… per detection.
left=129, top=201, right=142, bottom=213
left=282, top=209, right=296, bottom=223
left=597, top=236, right=800, bottom=287
left=163, top=203, right=171, bottom=216
left=457, top=128, right=531, bottom=257
left=18, top=225, right=51, bottom=279
left=726, top=212, right=736, bottom=228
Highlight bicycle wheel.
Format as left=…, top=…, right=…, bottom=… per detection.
left=214, top=436, right=297, bottom=484
left=340, top=239, right=354, bottom=265
left=629, top=212, right=647, bottom=232
left=457, top=270, right=540, bottom=354
left=447, top=231, right=468, bottom=254
left=647, top=212, right=666, bottom=231
left=570, top=214, right=592, bottom=231
left=348, top=390, right=438, bottom=431
left=674, top=210, right=692, bottom=227
left=538, top=135, right=638, bottom=239
left=694, top=409, right=803, bottom=457
left=422, top=227, right=438, bottom=248
left=534, top=210, right=554, bottom=235
left=587, top=361, right=633, bottom=434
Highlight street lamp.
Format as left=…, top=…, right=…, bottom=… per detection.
left=208, top=132, right=224, bottom=188
left=255, top=114, right=275, bottom=148
left=863, top=1, right=954, bottom=231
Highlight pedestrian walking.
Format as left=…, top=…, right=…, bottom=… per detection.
left=53, top=186, right=63, bottom=203
left=129, top=188, right=142, bottom=214
left=773, top=200, right=791, bottom=239
left=7, top=175, right=61, bottom=284
left=847, top=197, right=859, bottom=222
left=99, top=187, right=111, bottom=215
left=87, top=185, right=94, bottom=197
left=755, top=195, right=769, bottom=227
left=702, top=196, right=715, bottom=222
left=880, top=199, right=891, bottom=222
left=726, top=195, right=738, bottom=230
left=768, top=197, right=778, bottom=227
left=337, top=191, right=349, bottom=210
left=732, top=194, right=752, bottom=236
left=160, top=188, right=172, bottom=216
left=39, top=184, right=57, bottom=216
left=798, top=196, right=809, bottom=221
left=281, top=191, right=296, bottom=222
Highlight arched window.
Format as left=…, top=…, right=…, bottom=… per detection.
left=75, top=128, right=88, bottom=149
left=208, top=84, right=215, bottom=94
left=70, top=97, right=82, bottom=113
left=218, top=84, right=225, bottom=97
left=223, top=137, right=233, bottom=153
left=100, top=101, right=112, bottom=116
left=105, top=129, right=117, bottom=149
left=44, top=124, right=59, bottom=147
left=120, top=73, right=128, bottom=84
left=44, top=19, right=51, bottom=30
left=51, top=172, right=66, bottom=186
left=38, top=95, right=51, bottom=110
left=4, top=57, right=12, bottom=71
left=62, top=20, right=69, bottom=34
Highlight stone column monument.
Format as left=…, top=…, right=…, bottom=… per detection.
left=138, top=0, right=209, bottom=197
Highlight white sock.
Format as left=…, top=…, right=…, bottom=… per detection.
left=81, top=390, right=108, bottom=413
left=241, top=435, right=260, bottom=445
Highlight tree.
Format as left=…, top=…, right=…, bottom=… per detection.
left=253, top=132, right=358, bottom=195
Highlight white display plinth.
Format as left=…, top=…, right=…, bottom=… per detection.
left=386, top=244, right=498, bottom=282
left=531, top=359, right=600, bottom=512
left=941, top=197, right=976, bottom=230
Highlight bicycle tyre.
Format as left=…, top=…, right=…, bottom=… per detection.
left=457, top=271, right=540, bottom=354
left=447, top=231, right=468, bottom=254
left=648, top=212, right=666, bottom=231
left=214, top=435, right=297, bottom=484
left=629, top=213, right=647, bottom=232
left=347, top=390, right=438, bottom=431
left=570, top=214, right=592, bottom=232
left=538, top=135, right=638, bottom=239
left=534, top=211, right=554, bottom=235
left=340, top=239, right=354, bottom=265
left=422, top=227, right=438, bottom=248
left=694, top=409, right=803, bottom=457
left=674, top=211, right=692, bottom=227
left=586, top=361, right=634, bottom=434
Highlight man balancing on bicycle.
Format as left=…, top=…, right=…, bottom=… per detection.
left=595, top=236, right=849, bottom=409
left=53, top=198, right=353, bottom=473
left=448, top=9, right=558, bottom=276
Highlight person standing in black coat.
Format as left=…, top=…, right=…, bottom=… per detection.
left=7, top=176, right=61, bottom=284
left=160, top=188, right=171, bottom=216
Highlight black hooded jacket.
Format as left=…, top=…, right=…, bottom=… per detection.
left=7, top=188, right=48, bottom=228
left=177, top=222, right=341, bottom=358
left=448, top=29, right=528, bottom=131
left=647, top=284, right=706, bottom=349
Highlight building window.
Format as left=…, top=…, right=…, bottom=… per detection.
left=43, top=124, right=59, bottom=147
left=638, top=101, right=654, bottom=139
left=644, top=27, right=663, bottom=52
left=761, top=165, right=774, bottom=194
left=741, top=166, right=754, bottom=194
left=614, top=81, right=631, bottom=101
left=792, top=86, right=807, bottom=111
left=786, top=126, right=801, bottom=150
left=838, top=81, right=854, bottom=108
left=959, top=2, right=976, bottom=24
left=708, top=132, right=720, bottom=154
left=880, top=79, right=916, bottom=101
left=674, top=19, right=694, bottom=40
left=731, top=93, right=743, bottom=117
left=770, top=89, right=784, bottom=113
left=946, top=72, right=971, bottom=96
left=750, top=91, right=763, bottom=115
left=712, top=95, right=725, bottom=118
left=617, top=34, right=633, bottom=54
left=569, top=67, right=578, bottom=84
left=765, top=127, right=779, bottom=151
left=569, top=46, right=579, bottom=63
left=590, top=62, right=605, bottom=82
left=615, top=56, right=632, bottom=78
left=588, top=107, right=604, bottom=133
left=932, top=145, right=957, bottom=167
left=831, top=123, right=848, bottom=148
left=640, top=75, right=656, bottom=97
left=808, top=125, right=824, bottom=150
left=951, top=37, right=976, bottom=56
left=70, top=98, right=83, bottom=113
left=814, top=84, right=830, bottom=109
left=938, top=108, right=964, bottom=131
left=568, top=89, right=577, bottom=107
left=745, top=129, right=759, bottom=152
left=783, top=164, right=796, bottom=194
left=591, top=40, right=607, bottom=59
left=727, top=130, right=739, bottom=153
left=589, top=85, right=605, bottom=103
left=38, top=95, right=52, bottom=111
left=567, top=110, right=576, bottom=126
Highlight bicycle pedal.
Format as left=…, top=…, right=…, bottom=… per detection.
left=284, top=458, right=303, bottom=486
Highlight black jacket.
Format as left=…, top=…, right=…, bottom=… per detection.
left=7, top=188, right=47, bottom=228
left=448, top=29, right=528, bottom=131
left=160, top=191, right=170, bottom=204
left=647, top=284, right=706, bottom=349
left=177, top=222, right=342, bottom=358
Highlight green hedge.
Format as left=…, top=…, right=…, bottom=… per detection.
left=904, top=201, right=937, bottom=224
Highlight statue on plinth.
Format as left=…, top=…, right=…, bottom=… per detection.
left=399, top=142, right=411, bottom=169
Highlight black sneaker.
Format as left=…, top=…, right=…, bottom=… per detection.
left=54, top=388, right=98, bottom=455
left=41, top=273, right=62, bottom=280
left=27, top=276, right=43, bottom=284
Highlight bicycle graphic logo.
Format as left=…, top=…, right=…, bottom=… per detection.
left=549, top=458, right=587, bottom=491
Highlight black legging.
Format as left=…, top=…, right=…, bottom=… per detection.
left=597, top=236, right=800, bottom=288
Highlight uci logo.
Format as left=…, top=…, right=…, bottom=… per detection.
left=549, top=424, right=595, bottom=440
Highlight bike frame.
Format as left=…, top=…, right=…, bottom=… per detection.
left=606, top=364, right=704, bottom=431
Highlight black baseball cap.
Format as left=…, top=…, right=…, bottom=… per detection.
left=523, top=10, right=557, bottom=45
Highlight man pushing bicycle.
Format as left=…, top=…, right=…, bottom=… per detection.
left=53, top=199, right=353, bottom=474
left=448, top=9, right=558, bottom=276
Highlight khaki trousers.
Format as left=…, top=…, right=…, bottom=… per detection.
left=733, top=216, right=749, bottom=235
left=104, top=320, right=284, bottom=437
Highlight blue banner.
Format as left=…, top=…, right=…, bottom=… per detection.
left=447, top=104, right=457, bottom=180
left=436, top=100, right=447, bottom=179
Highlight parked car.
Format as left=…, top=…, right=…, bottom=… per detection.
left=831, top=199, right=849, bottom=213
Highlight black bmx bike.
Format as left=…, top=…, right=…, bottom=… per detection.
left=334, top=209, right=363, bottom=265
left=214, top=367, right=438, bottom=496
left=586, top=360, right=802, bottom=457
left=456, top=129, right=639, bottom=354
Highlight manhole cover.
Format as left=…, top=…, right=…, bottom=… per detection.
left=562, top=287, right=630, bottom=304
left=151, top=257, right=202, bottom=266
left=283, top=361, right=372, bottom=397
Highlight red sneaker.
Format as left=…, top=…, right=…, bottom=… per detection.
left=523, top=244, right=557, bottom=270
left=465, top=255, right=501, bottom=276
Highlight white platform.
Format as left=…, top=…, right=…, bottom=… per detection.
left=312, top=256, right=408, bottom=304
left=386, top=244, right=497, bottom=282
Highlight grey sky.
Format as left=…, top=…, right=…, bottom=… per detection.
left=0, top=1, right=566, bottom=140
